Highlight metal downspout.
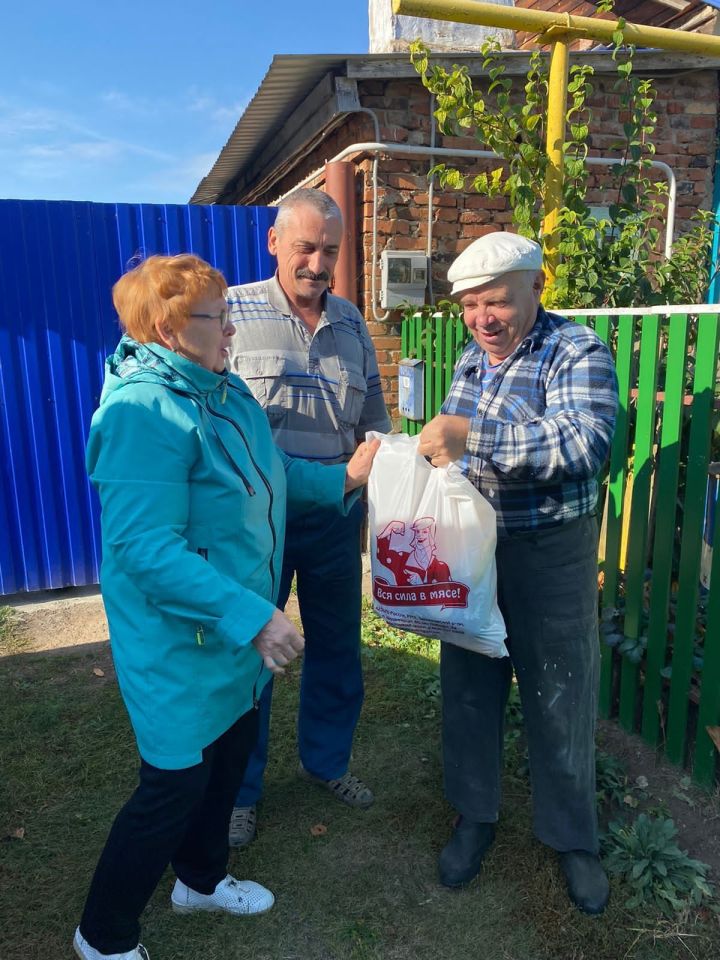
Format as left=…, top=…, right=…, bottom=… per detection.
left=324, top=161, right=358, bottom=303
left=708, top=134, right=720, bottom=304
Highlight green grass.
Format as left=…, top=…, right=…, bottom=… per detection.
left=0, top=604, right=718, bottom=960
left=0, top=605, right=27, bottom=656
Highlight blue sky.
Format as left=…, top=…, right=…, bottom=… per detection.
left=0, top=1, right=369, bottom=204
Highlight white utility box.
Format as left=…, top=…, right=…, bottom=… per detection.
left=380, top=251, right=429, bottom=309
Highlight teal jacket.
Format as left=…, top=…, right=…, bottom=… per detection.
left=86, top=337, right=350, bottom=769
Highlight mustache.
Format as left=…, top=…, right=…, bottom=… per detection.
left=296, top=269, right=330, bottom=282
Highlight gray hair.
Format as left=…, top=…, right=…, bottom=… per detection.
left=274, top=188, right=342, bottom=235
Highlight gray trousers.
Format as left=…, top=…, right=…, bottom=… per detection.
left=441, top=514, right=600, bottom=853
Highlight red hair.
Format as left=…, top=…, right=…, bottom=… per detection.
left=112, top=254, right=227, bottom=343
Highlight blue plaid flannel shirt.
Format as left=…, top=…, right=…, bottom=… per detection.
left=441, top=307, right=618, bottom=537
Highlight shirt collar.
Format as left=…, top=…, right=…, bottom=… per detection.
left=267, top=272, right=329, bottom=319
left=462, top=305, right=548, bottom=379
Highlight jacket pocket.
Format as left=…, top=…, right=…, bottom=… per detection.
left=234, top=355, right=289, bottom=416
left=337, top=368, right=367, bottom=429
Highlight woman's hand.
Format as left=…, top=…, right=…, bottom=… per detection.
left=252, top=609, right=304, bottom=675
left=344, top=438, right=381, bottom=492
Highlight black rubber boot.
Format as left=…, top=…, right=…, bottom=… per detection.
left=558, top=851, right=610, bottom=915
left=438, top=817, right=496, bottom=888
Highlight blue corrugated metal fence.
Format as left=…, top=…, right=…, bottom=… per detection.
left=0, top=200, right=277, bottom=595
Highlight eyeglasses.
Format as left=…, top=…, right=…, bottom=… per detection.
left=189, top=309, right=230, bottom=325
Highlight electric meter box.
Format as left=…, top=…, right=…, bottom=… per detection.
left=380, top=251, right=428, bottom=309
left=398, top=358, right=424, bottom=421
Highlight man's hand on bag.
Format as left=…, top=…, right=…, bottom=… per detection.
left=252, top=609, right=304, bottom=675
left=418, top=414, right=470, bottom=466
left=345, top=438, right=381, bottom=492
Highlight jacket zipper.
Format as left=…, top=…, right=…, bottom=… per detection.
left=196, top=548, right=209, bottom=645
left=205, top=400, right=277, bottom=598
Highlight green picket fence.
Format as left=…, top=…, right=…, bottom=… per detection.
left=401, top=305, right=720, bottom=787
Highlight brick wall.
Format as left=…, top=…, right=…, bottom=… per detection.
left=240, top=68, right=719, bottom=420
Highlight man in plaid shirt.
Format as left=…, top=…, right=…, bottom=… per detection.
left=418, top=232, right=618, bottom=914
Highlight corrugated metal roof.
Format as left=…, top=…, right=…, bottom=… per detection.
left=190, top=55, right=350, bottom=205
left=192, top=26, right=720, bottom=205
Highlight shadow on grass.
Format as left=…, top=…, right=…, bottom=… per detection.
left=0, top=618, right=718, bottom=960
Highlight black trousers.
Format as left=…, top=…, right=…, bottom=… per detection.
left=79, top=708, right=259, bottom=954
left=441, top=514, right=600, bottom=853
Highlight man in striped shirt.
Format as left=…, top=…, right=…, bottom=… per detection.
left=225, top=189, right=391, bottom=847
left=418, top=232, right=618, bottom=915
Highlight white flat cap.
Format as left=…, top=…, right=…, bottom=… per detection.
left=448, top=232, right=543, bottom=296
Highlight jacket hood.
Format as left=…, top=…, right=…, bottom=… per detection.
left=99, top=335, right=243, bottom=406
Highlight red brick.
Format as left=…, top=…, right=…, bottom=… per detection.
left=434, top=207, right=459, bottom=222
left=388, top=237, right=427, bottom=250
left=366, top=322, right=388, bottom=337
left=386, top=173, right=423, bottom=190
left=460, top=224, right=498, bottom=238
left=380, top=125, right=410, bottom=142
left=430, top=222, right=459, bottom=237
left=459, top=210, right=487, bottom=224
left=454, top=237, right=480, bottom=252
left=373, top=336, right=401, bottom=350
left=691, top=116, right=716, bottom=129
left=415, top=192, right=457, bottom=206
left=465, top=195, right=507, bottom=211
left=439, top=135, right=482, bottom=151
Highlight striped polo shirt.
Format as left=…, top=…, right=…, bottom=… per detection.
left=226, top=275, right=391, bottom=463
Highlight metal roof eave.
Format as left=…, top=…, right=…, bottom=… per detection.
left=190, top=54, right=349, bottom=204
left=190, top=47, right=720, bottom=205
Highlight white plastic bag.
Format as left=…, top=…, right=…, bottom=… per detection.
left=366, top=432, right=508, bottom=657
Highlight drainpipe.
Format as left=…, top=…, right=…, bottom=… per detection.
left=426, top=95, right=437, bottom=305
left=708, top=135, right=720, bottom=304
left=324, top=161, right=358, bottom=303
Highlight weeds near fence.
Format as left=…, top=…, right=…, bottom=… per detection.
left=603, top=814, right=716, bottom=914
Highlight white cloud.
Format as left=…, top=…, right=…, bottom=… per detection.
left=0, top=85, right=245, bottom=203
left=99, top=90, right=169, bottom=118
left=126, top=150, right=221, bottom=203
left=24, top=141, right=122, bottom=162
left=186, top=87, right=247, bottom=126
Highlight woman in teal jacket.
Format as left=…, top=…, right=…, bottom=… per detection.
left=74, top=254, right=378, bottom=960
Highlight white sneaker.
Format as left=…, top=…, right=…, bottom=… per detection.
left=73, top=927, right=150, bottom=959
left=171, top=874, right=274, bottom=916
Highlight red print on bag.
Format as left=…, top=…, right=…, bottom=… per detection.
left=374, top=517, right=469, bottom=608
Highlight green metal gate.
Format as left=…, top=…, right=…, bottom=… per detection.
left=401, top=305, right=720, bottom=787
